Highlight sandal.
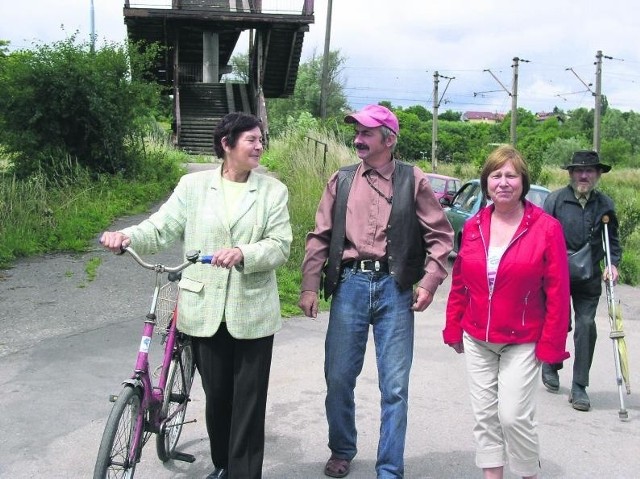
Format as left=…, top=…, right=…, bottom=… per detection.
left=324, top=455, right=351, bottom=478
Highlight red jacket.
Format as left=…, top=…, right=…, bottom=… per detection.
left=443, top=201, right=571, bottom=364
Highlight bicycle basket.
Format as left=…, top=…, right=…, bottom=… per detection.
left=156, top=281, right=179, bottom=330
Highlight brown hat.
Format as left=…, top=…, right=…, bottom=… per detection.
left=562, top=150, right=611, bottom=173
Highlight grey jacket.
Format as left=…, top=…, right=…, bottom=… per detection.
left=543, top=185, right=621, bottom=273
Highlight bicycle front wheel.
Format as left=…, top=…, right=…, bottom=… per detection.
left=156, top=337, right=196, bottom=462
left=94, top=385, right=143, bottom=479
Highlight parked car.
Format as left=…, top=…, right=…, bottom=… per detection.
left=425, top=173, right=462, bottom=203
left=441, top=179, right=550, bottom=253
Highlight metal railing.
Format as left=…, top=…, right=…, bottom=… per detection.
left=178, top=63, right=203, bottom=83
left=124, top=0, right=313, bottom=15
left=305, top=136, right=328, bottom=174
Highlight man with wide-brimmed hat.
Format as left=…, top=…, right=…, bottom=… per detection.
left=541, top=150, right=622, bottom=411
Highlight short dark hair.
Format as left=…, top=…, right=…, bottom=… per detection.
left=213, top=112, right=263, bottom=159
left=480, top=145, right=531, bottom=201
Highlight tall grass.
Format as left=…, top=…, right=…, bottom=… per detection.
left=420, top=162, right=640, bottom=285
left=0, top=143, right=187, bottom=268
left=265, top=129, right=357, bottom=316
left=268, top=132, right=640, bottom=317
left=2, top=128, right=639, bottom=316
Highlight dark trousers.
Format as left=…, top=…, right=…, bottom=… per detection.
left=192, top=324, right=274, bottom=479
left=548, top=276, right=601, bottom=387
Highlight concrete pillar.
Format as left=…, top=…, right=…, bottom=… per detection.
left=203, top=32, right=220, bottom=83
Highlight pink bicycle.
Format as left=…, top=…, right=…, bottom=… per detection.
left=94, top=247, right=212, bottom=478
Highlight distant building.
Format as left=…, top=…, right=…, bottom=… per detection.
left=461, top=111, right=505, bottom=123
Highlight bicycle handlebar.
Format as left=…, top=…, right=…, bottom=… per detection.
left=122, top=246, right=213, bottom=273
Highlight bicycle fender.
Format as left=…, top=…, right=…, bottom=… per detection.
left=122, top=378, right=144, bottom=389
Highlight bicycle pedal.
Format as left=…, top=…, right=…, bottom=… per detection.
left=169, top=392, right=187, bottom=403
left=172, top=452, right=196, bottom=463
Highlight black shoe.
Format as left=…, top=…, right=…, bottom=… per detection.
left=569, top=383, right=591, bottom=411
left=206, top=467, right=228, bottom=479
left=541, top=364, right=559, bottom=392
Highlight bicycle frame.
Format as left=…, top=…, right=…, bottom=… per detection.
left=125, top=302, right=178, bottom=462
left=114, top=248, right=208, bottom=468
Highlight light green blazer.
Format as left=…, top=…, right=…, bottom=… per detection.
left=121, top=166, right=292, bottom=339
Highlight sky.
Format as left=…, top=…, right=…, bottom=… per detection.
left=2, top=0, right=639, bottom=115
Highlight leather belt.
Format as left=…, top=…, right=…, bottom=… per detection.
left=344, top=259, right=389, bottom=273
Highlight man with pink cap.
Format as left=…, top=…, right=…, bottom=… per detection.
left=299, top=104, right=453, bottom=478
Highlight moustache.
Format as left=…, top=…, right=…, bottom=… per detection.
left=355, top=143, right=369, bottom=151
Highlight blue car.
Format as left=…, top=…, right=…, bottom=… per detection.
left=441, top=179, right=550, bottom=254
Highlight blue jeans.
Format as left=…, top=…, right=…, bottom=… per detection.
left=325, top=267, right=414, bottom=479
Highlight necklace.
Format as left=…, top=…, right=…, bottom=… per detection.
left=365, top=171, right=393, bottom=204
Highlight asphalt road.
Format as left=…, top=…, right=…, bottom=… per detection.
left=1, top=165, right=639, bottom=478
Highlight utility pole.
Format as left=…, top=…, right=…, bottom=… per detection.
left=432, top=72, right=439, bottom=172
left=431, top=71, right=454, bottom=172
left=319, top=0, right=333, bottom=119
left=593, top=50, right=603, bottom=153
left=90, top=0, right=96, bottom=53
left=510, top=57, right=520, bottom=146
left=483, top=57, right=528, bottom=146
left=565, top=50, right=613, bottom=153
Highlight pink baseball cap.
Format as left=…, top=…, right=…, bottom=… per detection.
left=344, top=104, right=399, bottom=135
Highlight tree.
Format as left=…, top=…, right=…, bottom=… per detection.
left=542, top=137, right=589, bottom=168
left=438, top=109, right=461, bottom=122
left=266, top=50, right=349, bottom=136
left=224, top=52, right=249, bottom=83
left=403, top=105, right=432, bottom=122
left=0, top=35, right=161, bottom=178
left=564, top=107, right=594, bottom=142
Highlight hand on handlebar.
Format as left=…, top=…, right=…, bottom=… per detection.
left=100, top=231, right=131, bottom=253
left=210, top=247, right=244, bottom=269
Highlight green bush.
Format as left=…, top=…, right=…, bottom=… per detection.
left=0, top=143, right=186, bottom=268
left=0, top=35, right=161, bottom=179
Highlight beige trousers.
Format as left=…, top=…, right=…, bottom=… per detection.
left=463, top=332, right=541, bottom=477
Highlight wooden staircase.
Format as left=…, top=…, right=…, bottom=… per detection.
left=122, top=1, right=315, bottom=154
left=177, top=83, right=251, bottom=155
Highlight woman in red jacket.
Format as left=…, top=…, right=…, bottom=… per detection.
left=443, top=145, right=570, bottom=479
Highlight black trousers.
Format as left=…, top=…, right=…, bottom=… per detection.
left=548, top=275, right=601, bottom=387
left=192, top=324, right=274, bottom=479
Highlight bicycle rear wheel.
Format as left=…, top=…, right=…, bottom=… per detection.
left=94, top=385, right=143, bottom=479
left=156, top=337, right=196, bottom=462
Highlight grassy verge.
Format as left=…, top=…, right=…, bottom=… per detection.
left=0, top=146, right=187, bottom=268
left=269, top=134, right=640, bottom=317
left=2, top=130, right=639, bottom=317
left=264, top=129, right=357, bottom=316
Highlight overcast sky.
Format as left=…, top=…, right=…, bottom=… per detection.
left=3, top=0, right=638, bottom=114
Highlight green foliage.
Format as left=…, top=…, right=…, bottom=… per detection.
left=267, top=50, right=350, bottom=137
left=224, top=52, right=249, bottom=83
left=0, top=35, right=162, bottom=178
left=542, top=137, right=589, bottom=168
left=438, top=109, right=462, bottom=122
left=0, top=40, right=9, bottom=57
left=400, top=105, right=432, bottom=122
left=0, top=143, right=186, bottom=268
left=265, top=129, right=357, bottom=316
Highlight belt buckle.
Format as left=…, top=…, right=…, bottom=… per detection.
left=359, top=260, right=380, bottom=273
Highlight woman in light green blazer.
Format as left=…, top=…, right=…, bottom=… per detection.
left=100, top=113, right=292, bottom=479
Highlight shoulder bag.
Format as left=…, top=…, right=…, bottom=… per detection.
left=568, top=242, right=592, bottom=282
